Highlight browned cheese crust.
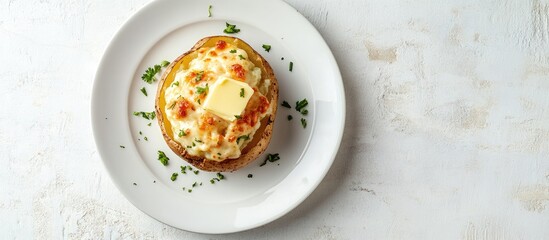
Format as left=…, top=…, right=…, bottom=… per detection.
left=155, top=36, right=278, bottom=172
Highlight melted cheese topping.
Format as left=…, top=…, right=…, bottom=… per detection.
left=164, top=40, right=272, bottom=161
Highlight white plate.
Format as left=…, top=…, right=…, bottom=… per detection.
left=92, top=0, right=344, bottom=234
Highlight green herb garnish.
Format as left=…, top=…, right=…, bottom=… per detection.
left=178, top=129, right=187, bottom=137
left=230, top=49, right=237, bottom=53
left=147, top=122, right=152, bottom=126
left=133, top=111, right=156, bottom=120
left=217, top=172, right=225, bottom=180
left=120, top=145, right=125, bottom=149
left=170, top=173, right=178, bottom=181
left=144, top=137, right=148, bottom=141
left=196, top=84, right=209, bottom=94
left=140, top=87, right=148, bottom=96
left=208, top=5, right=212, bottom=17
left=238, top=54, right=245, bottom=60
left=181, top=166, right=187, bottom=174
left=172, top=81, right=179, bottom=87
left=192, top=182, right=197, bottom=187
left=236, top=135, right=250, bottom=144
left=301, top=109, right=308, bottom=115
left=188, top=189, right=192, bottom=193
left=139, top=131, right=142, bottom=135
left=223, top=22, right=240, bottom=34
left=301, top=118, right=307, bottom=128
left=260, top=153, right=280, bottom=167
left=287, top=115, right=293, bottom=121
left=160, top=60, right=170, bottom=67
left=295, top=98, right=308, bottom=112
left=289, top=61, right=294, bottom=71
left=194, top=138, right=203, bottom=143
left=195, top=71, right=204, bottom=82
left=157, top=150, right=169, bottom=166
left=281, top=101, right=291, bottom=108
left=141, top=65, right=161, bottom=84
left=234, top=115, right=242, bottom=119
left=247, top=174, right=253, bottom=178
left=133, top=182, right=137, bottom=186
left=262, top=44, right=271, bottom=52
left=240, top=88, right=245, bottom=97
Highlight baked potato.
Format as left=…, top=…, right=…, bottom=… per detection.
left=155, top=36, right=278, bottom=172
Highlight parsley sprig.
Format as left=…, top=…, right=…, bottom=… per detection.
left=262, top=44, right=271, bottom=52
left=260, top=153, right=280, bottom=167
left=223, top=22, right=240, bottom=34
left=133, top=111, right=156, bottom=120
left=157, top=150, right=169, bottom=166
left=141, top=60, right=170, bottom=84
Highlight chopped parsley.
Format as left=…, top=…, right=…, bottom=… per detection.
left=223, top=22, right=240, bottom=34
left=301, top=118, right=307, bottom=128
left=178, top=129, right=187, bottom=137
left=194, top=138, right=203, bottom=143
left=240, top=88, right=245, bottom=97
left=234, top=115, right=242, bottom=119
left=119, top=145, right=125, bottom=149
left=262, top=44, right=271, bottom=52
left=133, top=182, right=137, bottom=186
left=295, top=98, right=308, bottom=112
left=196, top=84, right=209, bottom=94
left=238, top=54, right=245, bottom=60
left=157, top=150, right=169, bottom=166
left=188, top=166, right=193, bottom=171
left=281, top=101, right=291, bottom=108
left=217, top=172, right=225, bottom=180
left=133, top=111, right=156, bottom=120
left=230, top=49, right=237, bottom=53
left=147, top=122, right=152, bottom=126
left=170, top=173, right=178, bottom=181
left=139, top=131, right=142, bottom=135
left=260, top=153, right=280, bottom=167
left=192, top=182, right=197, bottom=187
left=194, top=170, right=199, bottom=175
left=140, top=87, right=148, bottom=96
left=144, top=137, right=148, bottom=141
left=141, top=65, right=161, bottom=84
left=188, top=189, right=192, bottom=193
left=141, top=60, right=169, bottom=84
left=247, top=174, right=253, bottom=178
left=181, top=166, right=187, bottom=174
left=208, top=5, right=212, bottom=17
left=195, top=71, right=204, bottom=82
left=172, top=81, right=179, bottom=87
left=287, top=115, right=293, bottom=121
left=236, top=135, right=250, bottom=144
left=186, top=145, right=192, bottom=148
left=301, top=109, right=308, bottom=115
left=289, top=61, right=294, bottom=72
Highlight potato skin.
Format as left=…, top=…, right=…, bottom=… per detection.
left=155, top=36, right=278, bottom=172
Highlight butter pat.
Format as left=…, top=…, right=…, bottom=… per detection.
left=203, top=77, right=254, bottom=121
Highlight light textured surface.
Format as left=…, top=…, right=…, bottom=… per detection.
left=2, top=0, right=549, bottom=239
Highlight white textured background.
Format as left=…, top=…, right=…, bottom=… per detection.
left=2, top=0, right=549, bottom=239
